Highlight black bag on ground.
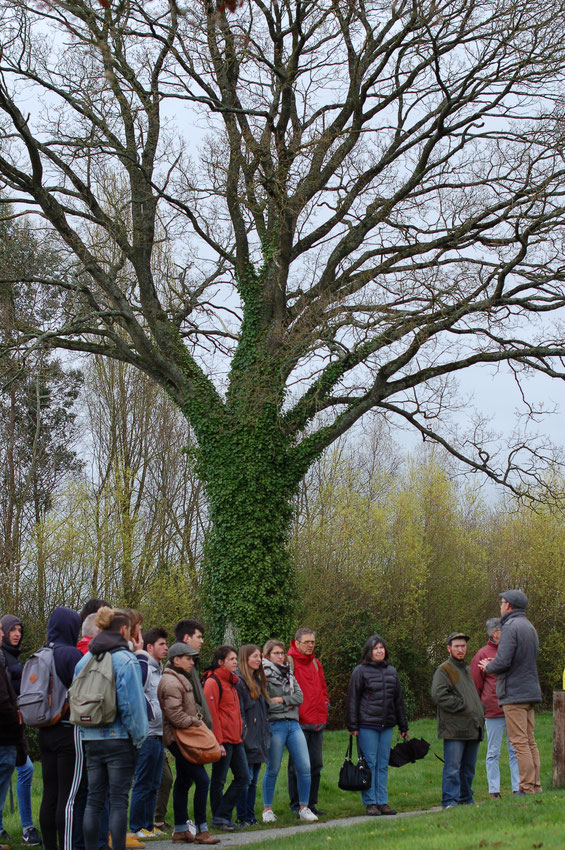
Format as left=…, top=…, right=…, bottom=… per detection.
left=338, top=734, right=372, bottom=791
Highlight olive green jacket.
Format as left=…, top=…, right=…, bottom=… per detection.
left=431, top=657, right=484, bottom=741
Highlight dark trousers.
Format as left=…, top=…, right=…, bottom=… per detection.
left=83, top=739, right=137, bottom=850
left=155, top=757, right=173, bottom=824
left=72, top=740, right=110, bottom=850
left=38, top=724, right=77, bottom=850
left=129, top=736, right=165, bottom=832
left=210, top=743, right=249, bottom=825
left=288, top=729, right=323, bottom=810
left=168, top=741, right=210, bottom=830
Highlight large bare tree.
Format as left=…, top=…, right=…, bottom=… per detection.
left=1, top=0, right=565, bottom=638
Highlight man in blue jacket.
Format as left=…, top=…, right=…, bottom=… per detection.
left=480, top=590, right=541, bottom=795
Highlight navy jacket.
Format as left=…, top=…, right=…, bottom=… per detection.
left=485, top=609, right=541, bottom=705
left=346, top=661, right=408, bottom=733
left=46, top=607, right=82, bottom=689
left=236, top=674, right=270, bottom=764
left=1, top=614, right=24, bottom=695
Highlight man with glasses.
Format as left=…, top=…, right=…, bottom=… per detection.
left=287, top=629, right=329, bottom=817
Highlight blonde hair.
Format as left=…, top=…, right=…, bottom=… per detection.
left=262, top=639, right=287, bottom=664
left=238, top=645, right=268, bottom=700
left=95, top=607, right=131, bottom=632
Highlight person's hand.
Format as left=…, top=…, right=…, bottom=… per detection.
left=132, top=629, right=143, bottom=652
left=220, top=745, right=226, bottom=757
left=269, top=696, right=284, bottom=704
left=478, top=657, right=494, bottom=671
left=351, top=730, right=359, bottom=737
left=401, top=730, right=409, bottom=740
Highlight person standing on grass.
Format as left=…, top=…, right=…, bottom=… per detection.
left=202, top=646, right=249, bottom=833
left=471, top=618, right=520, bottom=798
left=235, top=645, right=271, bottom=826
left=261, top=640, right=318, bottom=825
left=130, top=628, right=169, bottom=839
left=432, top=631, right=484, bottom=809
left=74, top=607, right=148, bottom=850
left=287, top=628, right=329, bottom=817
left=0, top=619, right=26, bottom=850
left=346, top=635, right=409, bottom=817
left=0, top=615, right=41, bottom=846
left=479, top=591, right=542, bottom=795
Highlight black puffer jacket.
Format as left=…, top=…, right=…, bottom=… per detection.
left=346, top=661, right=408, bottom=733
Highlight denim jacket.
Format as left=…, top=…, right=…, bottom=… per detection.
left=73, top=631, right=148, bottom=749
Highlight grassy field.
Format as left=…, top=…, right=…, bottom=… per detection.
left=3, top=713, right=563, bottom=848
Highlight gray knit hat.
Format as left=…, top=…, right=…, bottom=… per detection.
left=500, top=590, right=528, bottom=609
left=167, top=641, right=199, bottom=661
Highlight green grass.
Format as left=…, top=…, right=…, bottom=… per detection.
left=3, top=714, right=562, bottom=848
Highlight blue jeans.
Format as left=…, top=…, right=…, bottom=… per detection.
left=0, top=747, right=17, bottom=829
left=129, top=737, right=165, bottom=832
left=358, top=727, right=393, bottom=806
left=168, top=741, right=210, bottom=832
left=236, top=762, right=261, bottom=822
left=0, top=754, right=33, bottom=831
left=442, top=739, right=480, bottom=807
left=210, top=743, right=249, bottom=826
left=262, top=721, right=310, bottom=809
left=83, top=739, right=138, bottom=850
left=485, top=717, right=520, bottom=793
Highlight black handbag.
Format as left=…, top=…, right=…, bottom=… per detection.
left=338, top=734, right=372, bottom=791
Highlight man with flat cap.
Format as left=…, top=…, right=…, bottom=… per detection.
left=431, top=631, right=484, bottom=808
left=479, top=590, right=541, bottom=795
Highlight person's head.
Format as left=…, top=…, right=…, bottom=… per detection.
left=211, top=645, right=238, bottom=675
left=238, top=644, right=267, bottom=699
left=144, top=627, right=168, bottom=661
left=486, top=618, right=501, bottom=645
left=95, top=607, right=132, bottom=641
left=128, top=609, right=144, bottom=644
left=447, top=632, right=469, bottom=661
left=81, top=612, right=100, bottom=639
left=80, top=598, right=111, bottom=623
left=360, top=634, right=389, bottom=665
left=1, top=616, right=23, bottom=648
left=499, top=590, right=528, bottom=616
left=263, top=639, right=287, bottom=664
left=8, top=623, right=22, bottom=647
left=167, top=642, right=198, bottom=675
left=175, top=619, right=205, bottom=652
left=295, top=628, right=316, bottom=657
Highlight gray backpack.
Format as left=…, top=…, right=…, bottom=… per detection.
left=69, top=651, right=117, bottom=727
left=18, top=643, right=69, bottom=726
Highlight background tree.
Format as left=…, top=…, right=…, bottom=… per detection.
left=2, top=0, right=565, bottom=638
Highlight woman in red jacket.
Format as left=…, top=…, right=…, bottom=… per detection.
left=202, top=646, right=249, bottom=832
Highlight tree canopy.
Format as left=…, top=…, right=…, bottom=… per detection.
left=2, top=0, right=565, bottom=636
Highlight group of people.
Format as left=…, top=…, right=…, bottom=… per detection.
left=0, top=586, right=542, bottom=850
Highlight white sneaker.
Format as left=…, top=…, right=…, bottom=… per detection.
left=186, top=821, right=197, bottom=836
left=299, top=807, right=318, bottom=823
left=136, top=829, right=157, bottom=838
left=262, top=810, right=277, bottom=823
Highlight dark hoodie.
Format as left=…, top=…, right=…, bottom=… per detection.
left=1, top=614, right=24, bottom=695
left=47, top=607, right=82, bottom=689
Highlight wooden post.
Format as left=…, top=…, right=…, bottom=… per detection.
left=553, top=691, right=565, bottom=788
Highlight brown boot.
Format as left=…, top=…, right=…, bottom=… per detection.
left=378, top=804, right=397, bottom=815
left=172, top=831, right=195, bottom=843
left=194, top=832, right=220, bottom=845
left=365, top=804, right=381, bottom=815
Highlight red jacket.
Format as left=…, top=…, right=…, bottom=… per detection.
left=288, top=640, right=329, bottom=727
left=471, top=639, right=503, bottom=718
left=77, top=636, right=93, bottom=656
left=202, top=666, right=243, bottom=745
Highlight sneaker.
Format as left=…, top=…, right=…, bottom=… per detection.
left=378, top=804, right=397, bottom=816
left=262, top=810, right=277, bottom=823
left=23, top=827, right=42, bottom=846
left=210, top=820, right=234, bottom=832
left=150, top=828, right=165, bottom=836
left=298, top=807, right=318, bottom=823
left=136, top=830, right=157, bottom=839
left=186, top=821, right=197, bottom=836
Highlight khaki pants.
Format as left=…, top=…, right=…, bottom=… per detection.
left=503, top=703, right=541, bottom=793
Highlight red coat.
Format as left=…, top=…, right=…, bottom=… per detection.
left=471, top=639, right=503, bottom=718
left=288, top=640, right=329, bottom=727
left=202, top=666, right=243, bottom=745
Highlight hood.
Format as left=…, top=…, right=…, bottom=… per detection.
left=47, top=607, right=81, bottom=647
left=288, top=639, right=317, bottom=665
left=89, top=630, right=129, bottom=655
left=1, top=615, right=23, bottom=652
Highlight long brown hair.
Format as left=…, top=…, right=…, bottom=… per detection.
left=238, top=645, right=268, bottom=700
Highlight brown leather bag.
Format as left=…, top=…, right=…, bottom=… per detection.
left=172, top=723, right=222, bottom=765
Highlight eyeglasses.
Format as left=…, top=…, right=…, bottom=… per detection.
left=270, top=650, right=285, bottom=656
left=300, top=640, right=315, bottom=645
